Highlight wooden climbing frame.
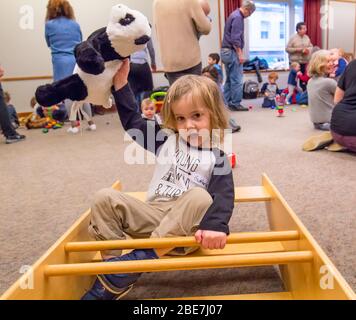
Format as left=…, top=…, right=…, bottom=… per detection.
left=1, top=174, right=355, bottom=300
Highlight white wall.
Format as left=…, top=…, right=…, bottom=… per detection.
left=0, top=0, right=222, bottom=112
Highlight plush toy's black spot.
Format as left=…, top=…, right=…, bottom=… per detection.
left=119, top=13, right=135, bottom=26
left=135, top=35, right=150, bottom=45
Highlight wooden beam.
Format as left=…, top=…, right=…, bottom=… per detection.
left=65, top=231, right=299, bottom=252
left=44, top=251, right=313, bottom=277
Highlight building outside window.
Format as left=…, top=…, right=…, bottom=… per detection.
left=261, top=21, right=271, bottom=39
left=248, top=0, right=304, bottom=69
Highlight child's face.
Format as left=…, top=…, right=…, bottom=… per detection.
left=142, top=103, right=155, bottom=119
left=294, top=65, right=300, bottom=72
left=269, top=78, right=276, bottom=84
left=207, top=57, right=215, bottom=66
left=172, top=93, right=211, bottom=148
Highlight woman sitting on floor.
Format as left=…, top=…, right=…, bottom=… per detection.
left=330, top=59, right=356, bottom=152
left=307, top=50, right=337, bottom=131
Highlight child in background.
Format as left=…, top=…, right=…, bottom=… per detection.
left=260, top=72, right=281, bottom=109
left=25, top=97, right=48, bottom=129
left=82, top=60, right=235, bottom=300
left=207, top=53, right=224, bottom=85
left=330, top=48, right=349, bottom=80
left=141, top=98, right=162, bottom=125
left=286, top=62, right=303, bottom=104
left=3, top=92, right=20, bottom=129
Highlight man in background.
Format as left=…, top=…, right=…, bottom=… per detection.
left=153, top=0, right=212, bottom=85
left=221, top=0, right=256, bottom=112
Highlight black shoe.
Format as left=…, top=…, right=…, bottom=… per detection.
left=228, top=104, right=249, bottom=112
left=229, top=118, right=241, bottom=133
left=5, top=134, right=26, bottom=144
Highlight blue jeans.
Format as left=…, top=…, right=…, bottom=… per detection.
left=221, top=48, right=243, bottom=106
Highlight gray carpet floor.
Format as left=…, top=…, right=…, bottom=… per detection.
left=0, top=99, right=355, bottom=298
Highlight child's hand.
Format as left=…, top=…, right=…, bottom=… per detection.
left=114, top=59, right=130, bottom=91
left=195, top=230, right=227, bottom=250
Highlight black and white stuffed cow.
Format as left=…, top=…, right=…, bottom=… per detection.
left=36, top=4, right=151, bottom=122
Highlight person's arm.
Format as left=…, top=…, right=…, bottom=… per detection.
left=45, top=23, right=51, bottom=48
left=286, top=36, right=302, bottom=54
left=304, top=35, right=313, bottom=55
left=191, top=0, right=212, bottom=36
left=113, top=59, right=164, bottom=154
left=146, top=39, right=157, bottom=71
left=260, top=83, right=268, bottom=95
left=334, top=87, right=345, bottom=104
left=335, top=59, right=347, bottom=77
left=198, top=150, right=235, bottom=236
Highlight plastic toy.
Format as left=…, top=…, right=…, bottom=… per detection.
left=150, top=89, right=168, bottom=113
left=275, top=94, right=286, bottom=117
left=228, top=153, right=237, bottom=168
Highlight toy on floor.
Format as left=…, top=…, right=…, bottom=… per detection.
left=228, top=153, right=237, bottom=169
left=275, top=94, right=286, bottom=117
left=150, top=87, right=169, bottom=113
left=35, top=4, right=151, bottom=124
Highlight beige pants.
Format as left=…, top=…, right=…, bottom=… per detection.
left=88, top=187, right=213, bottom=256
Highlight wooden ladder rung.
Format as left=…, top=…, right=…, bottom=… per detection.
left=159, top=291, right=293, bottom=300
left=235, top=186, right=272, bottom=202
left=44, top=250, right=313, bottom=277
left=65, top=231, right=299, bottom=252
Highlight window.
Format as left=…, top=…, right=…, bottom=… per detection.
left=280, top=21, right=285, bottom=39
left=247, top=0, right=304, bottom=69
left=261, top=21, right=270, bottom=39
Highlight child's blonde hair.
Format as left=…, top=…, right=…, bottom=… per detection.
left=141, top=98, right=155, bottom=111
left=290, top=62, right=300, bottom=70
left=161, top=75, right=228, bottom=143
left=308, top=50, right=331, bottom=77
left=4, top=91, right=10, bottom=104
left=268, top=72, right=279, bottom=81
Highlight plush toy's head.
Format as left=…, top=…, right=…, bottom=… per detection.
left=107, top=4, right=151, bottom=58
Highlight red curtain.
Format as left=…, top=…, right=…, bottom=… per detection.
left=224, top=0, right=241, bottom=20
left=304, top=0, right=322, bottom=48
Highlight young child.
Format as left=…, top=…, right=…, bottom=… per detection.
left=3, top=92, right=19, bottom=129
left=141, top=98, right=162, bottom=125
left=286, top=62, right=303, bottom=104
left=260, top=72, right=281, bottom=109
left=207, top=53, right=223, bottom=85
left=330, top=48, right=349, bottom=80
left=24, top=97, right=48, bottom=129
left=67, top=102, right=97, bottom=134
left=82, top=59, right=235, bottom=300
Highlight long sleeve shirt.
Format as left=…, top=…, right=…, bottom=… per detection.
left=286, top=33, right=313, bottom=64
left=131, top=39, right=156, bottom=66
left=113, top=84, right=235, bottom=234
left=45, top=17, right=82, bottom=55
left=222, top=9, right=245, bottom=50
left=153, top=0, right=211, bottom=72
